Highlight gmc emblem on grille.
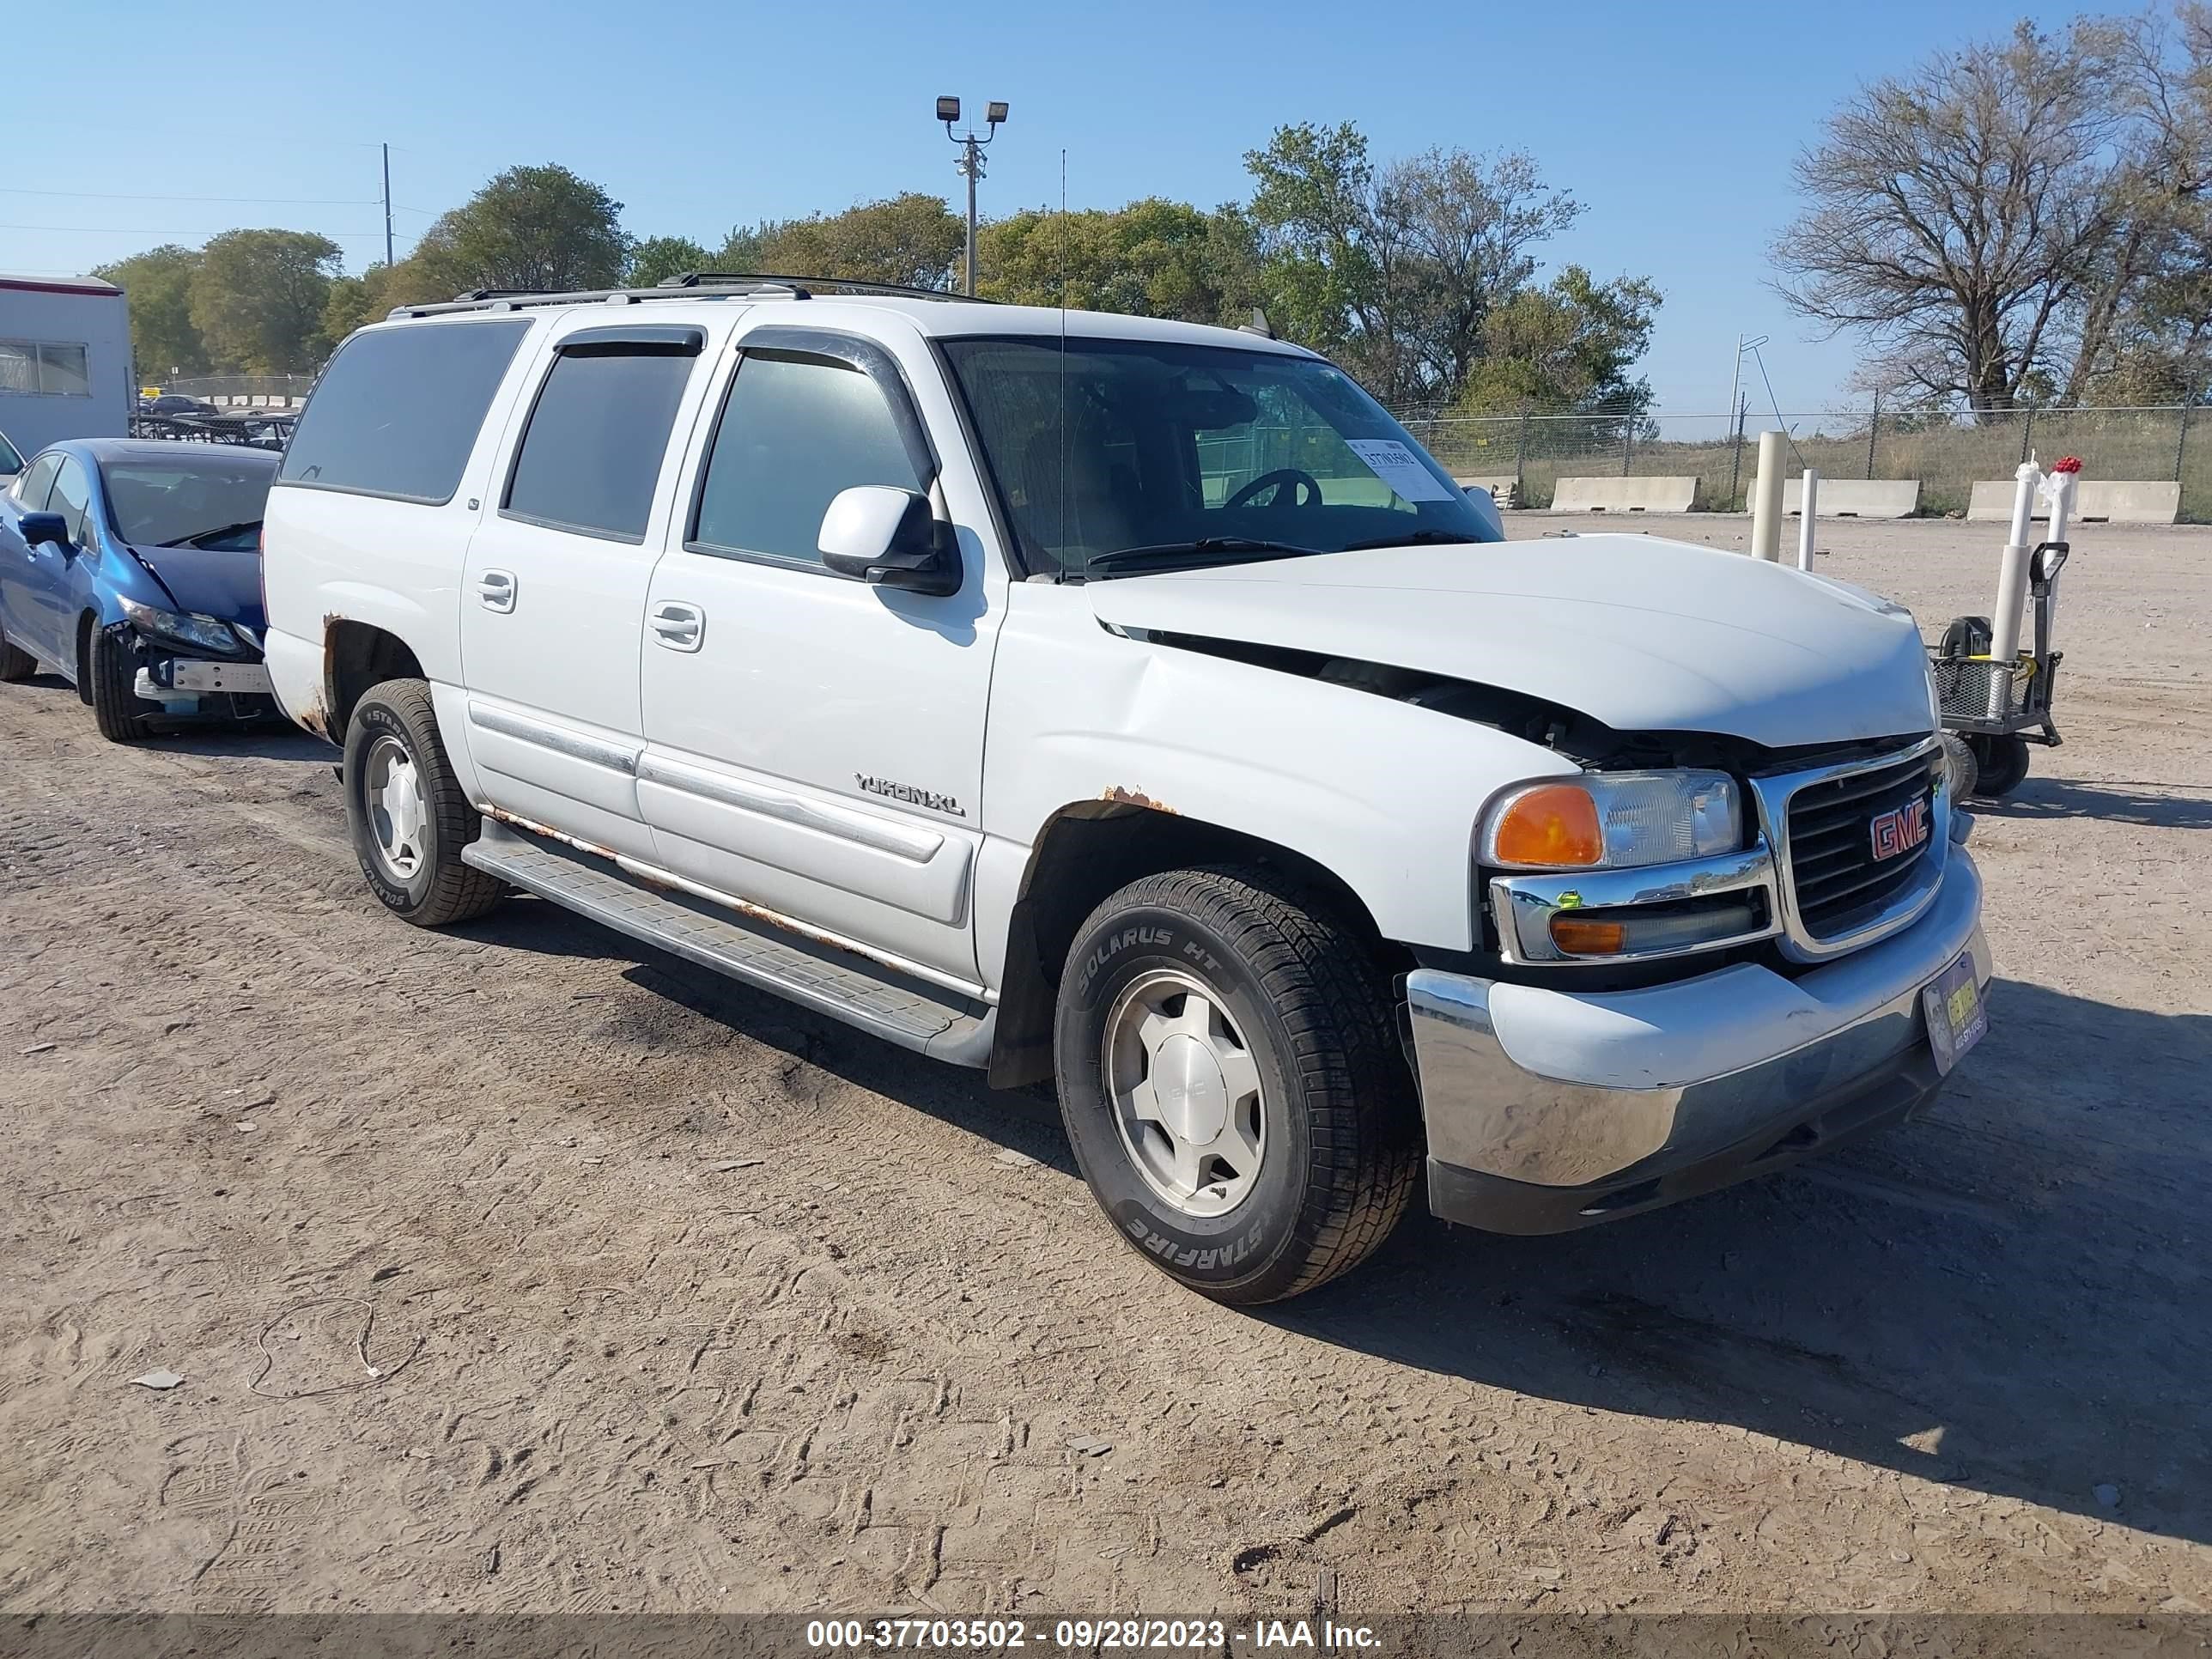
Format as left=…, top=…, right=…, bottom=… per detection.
left=1870, top=796, right=1931, bottom=861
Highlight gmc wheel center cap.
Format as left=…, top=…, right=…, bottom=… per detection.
left=1153, top=1034, right=1230, bottom=1146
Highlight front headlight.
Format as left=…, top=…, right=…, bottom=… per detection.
left=1484, top=770, right=1742, bottom=871
left=120, top=599, right=240, bottom=655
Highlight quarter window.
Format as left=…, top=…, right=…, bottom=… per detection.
left=503, top=343, right=697, bottom=542
left=15, top=452, right=59, bottom=508
left=691, top=353, right=925, bottom=568
left=278, top=319, right=532, bottom=505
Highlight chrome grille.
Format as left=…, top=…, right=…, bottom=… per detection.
left=1784, top=747, right=1944, bottom=940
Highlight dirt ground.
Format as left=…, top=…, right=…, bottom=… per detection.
left=2, top=516, right=2207, bottom=1617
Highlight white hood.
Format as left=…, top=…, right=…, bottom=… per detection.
left=1086, top=534, right=1935, bottom=750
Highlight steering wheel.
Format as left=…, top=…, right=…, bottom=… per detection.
left=1227, top=468, right=1322, bottom=510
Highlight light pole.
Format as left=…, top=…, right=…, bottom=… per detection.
left=938, top=96, right=1007, bottom=297
left=1726, top=333, right=1767, bottom=441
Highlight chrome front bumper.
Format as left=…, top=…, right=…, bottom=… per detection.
left=1406, top=846, right=1990, bottom=1234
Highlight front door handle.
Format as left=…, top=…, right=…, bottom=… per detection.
left=651, top=600, right=703, bottom=653
left=477, top=568, right=517, bottom=612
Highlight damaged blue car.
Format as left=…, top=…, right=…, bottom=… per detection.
left=0, top=439, right=280, bottom=743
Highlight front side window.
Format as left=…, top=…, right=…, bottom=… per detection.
left=49, top=458, right=92, bottom=544
left=279, top=319, right=532, bottom=505
left=939, top=335, right=1497, bottom=576
left=690, top=353, right=925, bottom=568
left=503, top=344, right=696, bottom=542
left=103, top=459, right=276, bottom=549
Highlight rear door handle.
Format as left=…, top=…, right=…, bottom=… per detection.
left=477, top=568, right=517, bottom=612
left=651, top=600, right=703, bottom=652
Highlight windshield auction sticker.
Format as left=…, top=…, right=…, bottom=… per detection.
left=1344, top=438, right=1455, bottom=502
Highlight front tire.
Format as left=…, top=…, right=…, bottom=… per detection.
left=88, top=626, right=160, bottom=743
left=1940, top=732, right=1979, bottom=802
left=1053, top=866, right=1421, bottom=1305
left=343, top=678, right=504, bottom=927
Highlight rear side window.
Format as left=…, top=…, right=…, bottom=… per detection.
left=690, top=354, right=924, bottom=568
left=279, top=319, right=531, bottom=505
left=503, top=342, right=698, bottom=542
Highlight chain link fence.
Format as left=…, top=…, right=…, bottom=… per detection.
left=1392, top=402, right=2211, bottom=521
left=154, top=373, right=317, bottom=408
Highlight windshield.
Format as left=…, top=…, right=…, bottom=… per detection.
left=103, top=458, right=275, bottom=549
left=0, top=430, right=21, bottom=474
left=939, top=335, right=1497, bottom=577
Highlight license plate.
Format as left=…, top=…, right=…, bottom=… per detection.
left=172, top=660, right=272, bottom=696
left=1923, top=951, right=1987, bottom=1075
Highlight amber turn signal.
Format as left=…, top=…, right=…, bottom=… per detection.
left=1549, top=917, right=1628, bottom=955
left=1488, top=784, right=1603, bottom=868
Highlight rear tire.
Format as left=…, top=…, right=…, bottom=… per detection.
left=342, top=678, right=504, bottom=927
left=1966, top=732, right=2031, bottom=797
left=88, top=626, right=160, bottom=743
left=0, top=625, right=35, bottom=682
left=1052, top=865, right=1421, bottom=1305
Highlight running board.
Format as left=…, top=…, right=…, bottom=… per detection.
left=461, top=820, right=994, bottom=1066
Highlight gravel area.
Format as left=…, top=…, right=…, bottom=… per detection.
left=2, top=515, right=2207, bottom=1615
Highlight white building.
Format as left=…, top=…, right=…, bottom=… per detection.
left=0, top=273, right=133, bottom=456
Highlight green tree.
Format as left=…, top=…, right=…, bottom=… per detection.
left=1455, top=267, right=1662, bottom=415
left=627, top=234, right=714, bottom=288
left=749, top=193, right=963, bottom=289
left=187, top=228, right=343, bottom=373
left=421, top=164, right=632, bottom=293
left=1243, top=122, right=1592, bottom=406
left=977, top=198, right=1258, bottom=323
left=92, top=245, right=207, bottom=379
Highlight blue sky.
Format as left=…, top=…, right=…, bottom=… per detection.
left=12, top=0, right=2052, bottom=412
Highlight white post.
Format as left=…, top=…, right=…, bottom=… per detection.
left=1796, top=468, right=1819, bottom=570
left=1749, top=430, right=1786, bottom=561
left=1989, top=457, right=2043, bottom=716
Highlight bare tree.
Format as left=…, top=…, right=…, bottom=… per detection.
left=2069, top=3, right=2212, bottom=399
left=1773, top=21, right=2133, bottom=412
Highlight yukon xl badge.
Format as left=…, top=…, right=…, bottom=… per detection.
left=856, top=775, right=967, bottom=817
left=1869, top=796, right=1930, bottom=861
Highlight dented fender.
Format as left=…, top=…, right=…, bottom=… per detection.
left=980, top=582, right=1571, bottom=953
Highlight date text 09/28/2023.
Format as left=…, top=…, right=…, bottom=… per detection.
left=805, top=1617, right=1383, bottom=1650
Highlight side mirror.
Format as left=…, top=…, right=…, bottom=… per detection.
left=817, top=485, right=960, bottom=597
left=1461, top=484, right=1504, bottom=542
left=18, top=512, right=71, bottom=550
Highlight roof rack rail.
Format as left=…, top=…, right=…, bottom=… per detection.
left=387, top=271, right=988, bottom=321
left=657, top=271, right=991, bottom=303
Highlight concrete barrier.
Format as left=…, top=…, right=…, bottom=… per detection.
left=1549, top=476, right=1698, bottom=514
left=1780, top=477, right=1920, bottom=518
left=1455, top=474, right=1520, bottom=509
left=1967, top=478, right=2179, bottom=524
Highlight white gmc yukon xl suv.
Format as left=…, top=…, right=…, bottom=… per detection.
left=261, top=276, right=1990, bottom=1304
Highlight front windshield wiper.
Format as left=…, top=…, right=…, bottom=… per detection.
left=158, top=519, right=263, bottom=548
left=1340, top=528, right=1479, bottom=551
left=1084, top=537, right=1325, bottom=576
